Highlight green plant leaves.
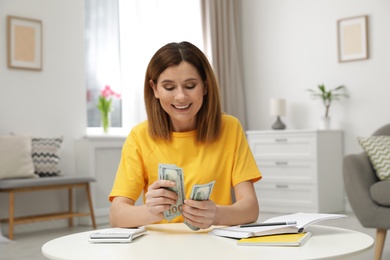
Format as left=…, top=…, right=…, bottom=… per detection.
left=306, top=84, right=348, bottom=117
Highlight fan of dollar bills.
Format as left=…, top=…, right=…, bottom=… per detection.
left=158, top=163, right=215, bottom=230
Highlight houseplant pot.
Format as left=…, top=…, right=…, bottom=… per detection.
left=306, top=84, right=348, bottom=129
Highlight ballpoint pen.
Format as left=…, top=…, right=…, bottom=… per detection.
left=239, top=221, right=297, bottom=228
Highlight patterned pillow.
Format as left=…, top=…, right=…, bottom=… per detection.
left=31, top=137, right=63, bottom=177
left=358, top=136, right=390, bottom=180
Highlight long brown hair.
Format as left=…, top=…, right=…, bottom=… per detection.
left=144, top=41, right=222, bottom=143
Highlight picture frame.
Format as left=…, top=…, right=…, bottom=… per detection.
left=7, top=16, right=42, bottom=70
left=337, top=15, right=368, bottom=63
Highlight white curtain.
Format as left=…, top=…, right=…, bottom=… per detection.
left=118, top=0, right=203, bottom=131
left=201, top=0, right=247, bottom=129
left=85, top=0, right=202, bottom=133
left=84, top=0, right=122, bottom=127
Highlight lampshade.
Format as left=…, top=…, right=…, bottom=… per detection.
left=270, top=98, right=286, bottom=116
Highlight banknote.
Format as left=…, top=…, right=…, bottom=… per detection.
left=158, top=164, right=185, bottom=221
left=184, top=180, right=216, bottom=231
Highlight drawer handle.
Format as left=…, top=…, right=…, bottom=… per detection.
left=276, top=184, right=289, bottom=189
left=274, top=138, right=288, bottom=142
left=275, top=161, right=288, bottom=166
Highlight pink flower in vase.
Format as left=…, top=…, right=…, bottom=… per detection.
left=97, top=85, right=121, bottom=133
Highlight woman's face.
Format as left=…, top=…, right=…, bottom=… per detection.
left=150, top=61, right=207, bottom=132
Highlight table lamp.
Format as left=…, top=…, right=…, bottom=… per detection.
left=270, top=98, right=286, bottom=130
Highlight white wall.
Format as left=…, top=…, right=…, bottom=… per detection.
left=241, top=0, right=390, bottom=156
left=0, top=0, right=86, bottom=233
left=0, top=0, right=86, bottom=172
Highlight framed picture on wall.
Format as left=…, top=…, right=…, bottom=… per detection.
left=337, top=15, right=368, bottom=62
left=7, top=16, right=42, bottom=70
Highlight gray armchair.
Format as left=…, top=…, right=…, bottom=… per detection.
left=343, top=124, right=390, bottom=260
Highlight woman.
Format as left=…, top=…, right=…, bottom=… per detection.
left=109, top=41, right=261, bottom=230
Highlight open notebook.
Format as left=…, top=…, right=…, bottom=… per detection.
left=209, top=212, right=346, bottom=239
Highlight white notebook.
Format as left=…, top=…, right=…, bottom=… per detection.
left=209, top=213, right=346, bottom=239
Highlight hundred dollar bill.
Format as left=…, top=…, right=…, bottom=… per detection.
left=185, top=180, right=216, bottom=231
left=158, top=163, right=185, bottom=221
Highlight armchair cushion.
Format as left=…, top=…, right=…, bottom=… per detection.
left=370, top=181, right=390, bottom=206
left=358, top=136, right=390, bottom=180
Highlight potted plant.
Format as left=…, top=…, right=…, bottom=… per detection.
left=97, top=85, right=121, bottom=133
left=306, top=84, right=348, bottom=129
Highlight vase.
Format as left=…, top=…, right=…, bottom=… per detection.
left=100, top=111, right=111, bottom=133
left=319, top=116, right=331, bottom=130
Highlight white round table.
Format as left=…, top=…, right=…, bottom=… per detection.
left=42, top=223, right=373, bottom=260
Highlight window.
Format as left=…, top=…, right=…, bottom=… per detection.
left=85, top=0, right=203, bottom=136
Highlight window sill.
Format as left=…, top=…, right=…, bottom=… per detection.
left=86, top=127, right=128, bottom=139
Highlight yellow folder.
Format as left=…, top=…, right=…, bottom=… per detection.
left=237, top=232, right=311, bottom=247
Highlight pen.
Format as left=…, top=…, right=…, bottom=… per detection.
left=239, top=221, right=297, bottom=228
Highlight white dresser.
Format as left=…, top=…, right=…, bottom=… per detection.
left=246, top=129, right=344, bottom=213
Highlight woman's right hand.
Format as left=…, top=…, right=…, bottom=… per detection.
left=144, top=180, right=178, bottom=221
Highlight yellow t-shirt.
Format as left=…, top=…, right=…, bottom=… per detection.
left=109, top=114, right=261, bottom=223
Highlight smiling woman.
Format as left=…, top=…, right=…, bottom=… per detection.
left=108, top=41, right=261, bottom=230
left=84, top=0, right=203, bottom=136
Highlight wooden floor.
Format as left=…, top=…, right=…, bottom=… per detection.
left=0, top=212, right=389, bottom=260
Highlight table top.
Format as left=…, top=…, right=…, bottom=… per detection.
left=42, top=223, right=373, bottom=260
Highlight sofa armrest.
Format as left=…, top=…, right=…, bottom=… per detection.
left=343, top=152, right=380, bottom=227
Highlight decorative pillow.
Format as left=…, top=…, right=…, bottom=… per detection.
left=358, top=136, right=390, bottom=180
left=0, top=135, right=35, bottom=179
left=31, top=137, right=63, bottom=177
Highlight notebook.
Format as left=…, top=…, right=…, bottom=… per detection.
left=209, top=212, right=346, bottom=239
left=237, top=232, right=312, bottom=246
left=88, top=227, right=147, bottom=243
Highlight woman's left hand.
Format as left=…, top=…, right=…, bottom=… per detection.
left=182, top=199, right=217, bottom=229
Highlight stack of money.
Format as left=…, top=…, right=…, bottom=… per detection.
left=158, top=164, right=185, bottom=221
left=158, top=163, right=215, bottom=230
left=185, top=181, right=216, bottom=230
